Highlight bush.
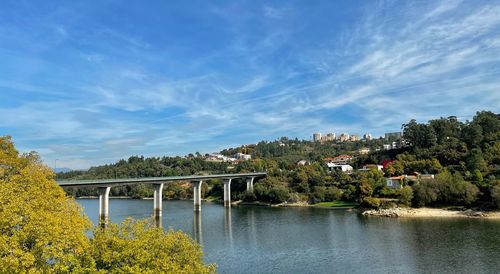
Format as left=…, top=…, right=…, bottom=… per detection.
left=254, top=183, right=270, bottom=201
left=412, top=180, right=439, bottom=207
left=398, top=186, right=413, bottom=206
left=241, top=190, right=256, bottom=202
left=287, top=192, right=304, bottom=203
left=325, top=186, right=343, bottom=201
left=491, top=185, right=500, bottom=208
left=361, top=197, right=381, bottom=209
left=268, top=185, right=290, bottom=204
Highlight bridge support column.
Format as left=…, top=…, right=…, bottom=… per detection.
left=192, top=180, right=203, bottom=212
left=246, top=177, right=255, bottom=192
left=223, top=179, right=232, bottom=208
left=98, top=186, right=111, bottom=228
left=153, top=183, right=164, bottom=227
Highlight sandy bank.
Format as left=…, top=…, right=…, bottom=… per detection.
left=362, top=207, right=500, bottom=219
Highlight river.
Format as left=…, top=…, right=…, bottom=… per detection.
left=77, top=199, right=500, bottom=274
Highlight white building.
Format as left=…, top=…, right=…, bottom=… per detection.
left=313, top=132, right=322, bottom=142
left=359, top=164, right=383, bottom=171
left=350, top=135, right=360, bottom=141
left=358, top=147, right=370, bottom=155
left=327, top=163, right=353, bottom=173
left=326, top=133, right=336, bottom=141
left=297, top=160, right=310, bottom=166
left=339, top=133, right=350, bottom=142
left=363, top=133, right=372, bottom=140
left=234, top=153, right=252, bottom=160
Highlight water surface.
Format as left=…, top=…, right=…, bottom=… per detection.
left=77, top=199, right=500, bottom=274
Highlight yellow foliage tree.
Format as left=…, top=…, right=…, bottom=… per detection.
left=91, top=218, right=215, bottom=273
left=0, top=136, right=215, bottom=273
left=0, top=136, right=93, bottom=272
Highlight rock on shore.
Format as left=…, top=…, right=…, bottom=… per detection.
left=361, top=207, right=500, bottom=218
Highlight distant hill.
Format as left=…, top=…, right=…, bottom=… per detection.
left=53, top=167, right=73, bottom=173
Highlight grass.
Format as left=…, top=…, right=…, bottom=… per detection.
left=313, top=201, right=359, bottom=208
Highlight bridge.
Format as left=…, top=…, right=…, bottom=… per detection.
left=57, top=172, right=267, bottom=228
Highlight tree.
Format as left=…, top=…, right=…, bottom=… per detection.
left=268, top=185, right=290, bottom=204
left=0, top=136, right=93, bottom=272
left=403, top=119, right=437, bottom=149
left=491, top=185, right=500, bottom=209
left=466, top=148, right=488, bottom=172
left=0, top=136, right=214, bottom=273
left=91, top=219, right=215, bottom=273
left=399, top=186, right=413, bottom=207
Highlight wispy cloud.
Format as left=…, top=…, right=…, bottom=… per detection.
left=0, top=0, right=499, bottom=169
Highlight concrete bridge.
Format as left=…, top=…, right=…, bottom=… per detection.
left=57, top=172, right=266, bottom=228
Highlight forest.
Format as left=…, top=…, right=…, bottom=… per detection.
left=58, top=111, right=500, bottom=209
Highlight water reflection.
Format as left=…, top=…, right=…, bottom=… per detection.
left=193, top=211, right=203, bottom=245
left=77, top=199, right=500, bottom=274
left=224, top=208, right=233, bottom=246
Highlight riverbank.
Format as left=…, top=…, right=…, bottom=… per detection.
left=361, top=207, right=500, bottom=219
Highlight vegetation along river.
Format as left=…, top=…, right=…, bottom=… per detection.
left=77, top=199, right=500, bottom=274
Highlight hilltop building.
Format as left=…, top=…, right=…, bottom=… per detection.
left=327, top=163, right=353, bottom=173
left=350, top=135, right=360, bottom=141
left=313, top=132, right=322, bottom=142
left=339, top=133, right=350, bottom=142
left=326, top=133, right=336, bottom=141
left=363, top=133, right=372, bottom=140
left=234, top=153, right=252, bottom=160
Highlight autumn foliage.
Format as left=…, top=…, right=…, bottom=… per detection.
left=0, top=136, right=214, bottom=273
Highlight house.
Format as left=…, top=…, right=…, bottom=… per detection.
left=383, top=144, right=391, bottom=150
left=205, top=153, right=237, bottom=162
left=386, top=176, right=404, bottom=189
left=297, top=160, right=310, bottom=166
left=358, top=147, right=370, bottom=155
left=324, top=154, right=353, bottom=165
left=234, top=153, right=252, bottom=160
left=386, top=173, right=425, bottom=188
left=359, top=164, right=383, bottom=171
left=327, top=163, right=353, bottom=173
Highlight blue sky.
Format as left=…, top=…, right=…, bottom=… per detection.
left=1, top=0, right=499, bottom=169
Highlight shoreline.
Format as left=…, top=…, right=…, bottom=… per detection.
left=361, top=207, right=500, bottom=219
left=74, top=197, right=500, bottom=219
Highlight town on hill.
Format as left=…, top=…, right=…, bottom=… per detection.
left=58, top=110, right=500, bottom=210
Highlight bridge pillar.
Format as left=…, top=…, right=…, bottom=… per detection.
left=246, top=177, right=255, bottom=192
left=98, top=186, right=111, bottom=228
left=192, top=180, right=203, bottom=212
left=153, top=183, right=164, bottom=227
left=223, top=178, right=232, bottom=208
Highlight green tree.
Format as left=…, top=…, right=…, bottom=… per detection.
left=491, top=184, right=500, bottom=209
left=398, top=186, right=413, bottom=207
left=403, top=119, right=437, bottom=149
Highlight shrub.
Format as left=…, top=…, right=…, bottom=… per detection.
left=398, top=186, right=413, bottom=207
left=268, top=185, right=290, bottom=204
left=241, top=190, right=256, bottom=202
left=412, top=180, right=439, bottom=207
left=491, top=185, right=500, bottom=208
left=361, top=197, right=381, bottom=209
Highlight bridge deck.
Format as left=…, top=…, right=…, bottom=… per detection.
left=57, top=172, right=267, bottom=187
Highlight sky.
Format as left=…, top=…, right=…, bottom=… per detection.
left=1, top=0, right=500, bottom=170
